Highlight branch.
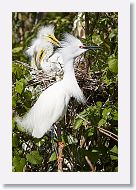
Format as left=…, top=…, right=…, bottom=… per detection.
left=98, top=127, right=118, bottom=142
left=13, top=60, right=34, bottom=71
left=76, top=114, right=118, bottom=142
left=98, top=127, right=118, bottom=138
left=85, top=156, right=96, bottom=172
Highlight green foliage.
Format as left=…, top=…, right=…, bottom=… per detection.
left=26, top=151, right=43, bottom=165
left=12, top=12, right=118, bottom=172
left=13, top=156, right=26, bottom=172
left=108, top=56, right=118, bottom=73
left=49, top=152, right=57, bottom=162
left=110, top=145, right=118, bottom=161
left=12, top=47, right=23, bottom=54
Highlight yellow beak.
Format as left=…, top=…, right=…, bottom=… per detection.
left=48, top=34, right=61, bottom=47
left=35, top=49, right=45, bottom=67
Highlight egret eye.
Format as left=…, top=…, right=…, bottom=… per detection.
left=79, top=45, right=84, bottom=49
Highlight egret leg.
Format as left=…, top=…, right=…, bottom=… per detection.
left=51, top=124, right=64, bottom=172
left=50, top=124, right=58, bottom=157
left=56, top=125, right=64, bottom=172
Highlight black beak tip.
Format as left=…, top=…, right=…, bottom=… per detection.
left=81, top=45, right=101, bottom=50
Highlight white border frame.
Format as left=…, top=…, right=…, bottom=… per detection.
left=0, top=0, right=130, bottom=184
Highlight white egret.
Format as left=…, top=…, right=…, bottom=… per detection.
left=26, top=25, right=62, bottom=76
left=16, top=33, right=100, bottom=138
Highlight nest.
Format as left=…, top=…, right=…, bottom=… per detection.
left=13, top=59, right=107, bottom=106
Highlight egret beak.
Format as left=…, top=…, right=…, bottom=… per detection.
left=79, top=45, right=101, bottom=50
left=48, top=34, right=61, bottom=47
left=36, top=49, right=45, bottom=65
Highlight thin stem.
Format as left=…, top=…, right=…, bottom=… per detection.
left=97, top=127, right=118, bottom=138
left=13, top=60, right=34, bottom=70
left=76, top=114, right=118, bottom=141
left=98, top=128, right=118, bottom=142
left=85, top=156, right=96, bottom=172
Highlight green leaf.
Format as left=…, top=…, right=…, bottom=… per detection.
left=12, top=96, right=16, bottom=108
left=110, top=155, right=118, bottom=160
left=23, top=90, right=32, bottom=100
left=92, top=34, right=103, bottom=45
left=12, top=134, right=19, bottom=147
left=108, top=58, right=118, bottom=73
left=13, top=156, right=26, bottom=172
left=26, top=151, right=43, bottom=165
left=98, top=118, right=106, bottom=127
left=15, top=78, right=27, bottom=94
left=102, top=108, right=112, bottom=119
left=109, top=29, right=117, bottom=39
left=112, top=110, right=118, bottom=120
left=12, top=47, right=23, bottom=54
left=73, top=118, right=83, bottom=129
left=102, top=71, right=112, bottom=85
left=110, top=145, right=118, bottom=160
left=15, top=80, right=24, bottom=94
left=49, top=152, right=57, bottom=162
left=110, top=145, right=118, bottom=154
left=86, top=128, right=94, bottom=137
left=96, top=101, right=102, bottom=108
left=36, top=139, right=45, bottom=147
left=12, top=118, right=16, bottom=130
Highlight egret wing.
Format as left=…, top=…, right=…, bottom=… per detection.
left=19, top=82, right=70, bottom=138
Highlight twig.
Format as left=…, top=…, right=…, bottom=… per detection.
left=98, top=127, right=118, bottom=138
left=85, top=156, right=96, bottom=172
left=13, top=60, right=34, bottom=70
left=76, top=114, right=118, bottom=142
left=98, top=128, right=118, bottom=142
left=63, top=158, right=73, bottom=171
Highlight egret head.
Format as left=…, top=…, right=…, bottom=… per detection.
left=59, top=33, right=100, bottom=60
left=37, top=25, right=60, bottom=47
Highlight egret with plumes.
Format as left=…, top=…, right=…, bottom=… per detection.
left=26, top=25, right=63, bottom=76
left=16, top=33, right=100, bottom=138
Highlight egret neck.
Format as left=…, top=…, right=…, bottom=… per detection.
left=63, top=59, right=76, bottom=80
left=63, top=57, right=86, bottom=104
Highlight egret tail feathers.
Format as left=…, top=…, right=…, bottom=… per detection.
left=15, top=114, right=52, bottom=139
left=15, top=115, right=32, bottom=134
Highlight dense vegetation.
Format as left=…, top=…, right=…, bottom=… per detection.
left=12, top=12, right=118, bottom=172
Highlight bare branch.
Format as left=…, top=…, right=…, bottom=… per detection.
left=98, top=128, right=118, bottom=142
left=85, top=156, right=96, bottom=172
left=98, top=127, right=118, bottom=138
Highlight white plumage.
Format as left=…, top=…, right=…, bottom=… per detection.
left=16, top=33, right=100, bottom=138
left=26, top=25, right=63, bottom=77
left=26, top=25, right=55, bottom=64
left=16, top=81, right=70, bottom=138
left=40, top=52, right=64, bottom=77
